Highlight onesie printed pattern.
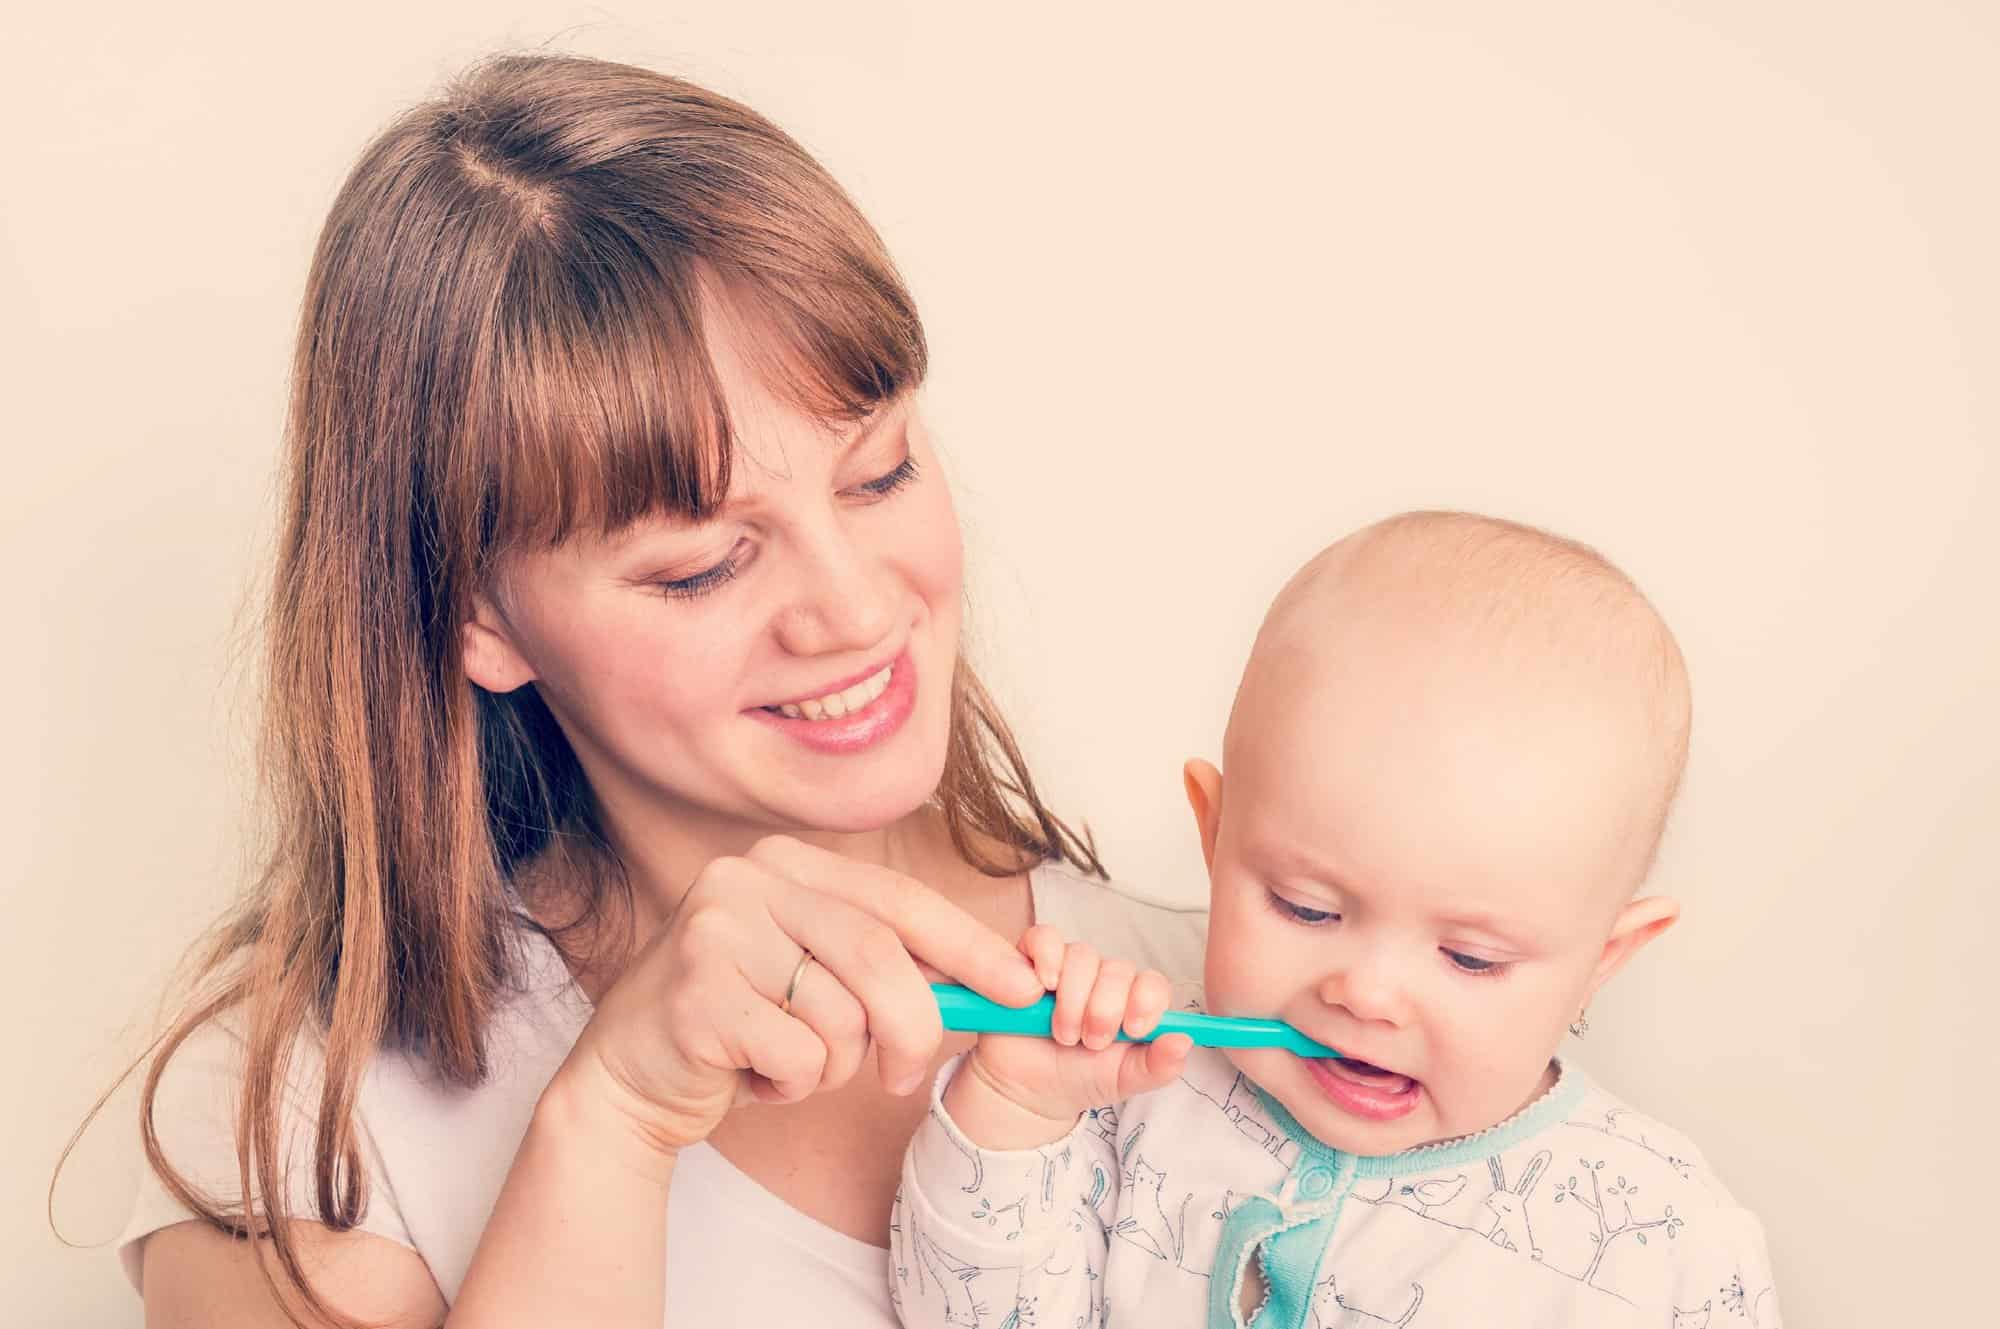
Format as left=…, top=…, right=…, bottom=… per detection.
left=892, top=1045, right=1780, bottom=1329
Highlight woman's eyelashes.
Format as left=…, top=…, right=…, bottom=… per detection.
left=653, top=458, right=920, bottom=600
left=657, top=562, right=737, bottom=599
left=852, top=454, right=919, bottom=499
left=655, top=540, right=748, bottom=600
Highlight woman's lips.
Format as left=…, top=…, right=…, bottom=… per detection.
left=746, top=648, right=916, bottom=755
left=1305, top=1054, right=1424, bottom=1122
left=762, top=654, right=899, bottom=710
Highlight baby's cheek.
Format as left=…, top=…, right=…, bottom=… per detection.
left=1203, top=887, right=1300, bottom=1015
left=1202, top=931, right=1294, bottom=1018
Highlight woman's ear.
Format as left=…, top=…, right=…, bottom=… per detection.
left=460, top=593, right=537, bottom=694
left=1182, top=759, right=1225, bottom=872
left=1585, top=894, right=1681, bottom=1001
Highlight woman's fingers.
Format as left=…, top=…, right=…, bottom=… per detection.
left=763, top=944, right=873, bottom=1094
left=761, top=884, right=942, bottom=1096
left=703, top=969, right=828, bottom=1103
left=746, top=836, right=1040, bottom=1005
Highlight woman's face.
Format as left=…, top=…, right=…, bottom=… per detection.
left=462, top=319, right=964, bottom=842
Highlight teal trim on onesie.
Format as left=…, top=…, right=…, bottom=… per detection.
left=1254, top=1058, right=1590, bottom=1178
left=1206, top=1061, right=1591, bottom=1329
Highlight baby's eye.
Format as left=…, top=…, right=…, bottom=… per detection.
left=1265, top=891, right=1338, bottom=927
left=1443, top=948, right=1505, bottom=976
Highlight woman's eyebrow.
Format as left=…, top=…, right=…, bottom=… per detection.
left=605, top=401, right=913, bottom=549
left=722, top=399, right=909, bottom=509
left=839, top=397, right=910, bottom=453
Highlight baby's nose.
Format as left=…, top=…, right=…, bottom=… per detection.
left=1316, top=959, right=1405, bottom=1026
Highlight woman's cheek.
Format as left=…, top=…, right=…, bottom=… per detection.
left=914, top=485, right=964, bottom=604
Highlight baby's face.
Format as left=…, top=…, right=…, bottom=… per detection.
left=1201, top=639, right=1659, bottom=1156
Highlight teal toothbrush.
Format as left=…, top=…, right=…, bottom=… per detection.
left=932, top=984, right=1342, bottom=1059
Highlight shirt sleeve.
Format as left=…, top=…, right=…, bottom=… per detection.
left=1671, top=1201, right=1783, bottom=1329
left=892, top=1055, right=1121, bottom=1329
left=115, top=1010, right=416, bottom=1292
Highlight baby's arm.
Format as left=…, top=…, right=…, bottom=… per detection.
left=890, top=929, right=1189, bottom=1329
left=1673, top=1205, right=1783, bottom=1328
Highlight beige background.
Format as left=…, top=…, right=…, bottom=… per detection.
left=6, top=2, right=1994, bottom=1323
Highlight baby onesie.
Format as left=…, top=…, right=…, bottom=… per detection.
left=893, top=1046, right=1780, bottom=1329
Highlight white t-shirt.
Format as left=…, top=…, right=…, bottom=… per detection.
left=117, top=861, right=1208, bottom=1325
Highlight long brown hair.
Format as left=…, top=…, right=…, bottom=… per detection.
left=88, top=52, right=1101, bottom=1326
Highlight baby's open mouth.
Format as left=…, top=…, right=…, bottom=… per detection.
left=1321, top=1055, right=1417, bottom=1095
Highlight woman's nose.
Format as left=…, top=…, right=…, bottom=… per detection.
left=771, top=514, right=899, bottom=657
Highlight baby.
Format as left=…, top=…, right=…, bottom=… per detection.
left=890, top=511, right=1781, bottom=1329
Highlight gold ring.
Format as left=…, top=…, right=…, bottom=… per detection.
left=781, top=949, right=816, bottom=1015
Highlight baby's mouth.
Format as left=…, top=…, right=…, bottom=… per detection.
left=1319, top=1055, right=1418, bottom=1096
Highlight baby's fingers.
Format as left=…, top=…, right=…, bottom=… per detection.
left=1112, top=1033, right=1192, bottom=1101
left=1121, top=970, right=1174, bottom=1040
left=1081, top=960, right=1137, bottom=1050
left=1051, top=944, right=1099, bottom=1046
left=1018, top=925, right=1066, bottom=991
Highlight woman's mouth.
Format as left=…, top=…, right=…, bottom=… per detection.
left=1305, top=1054, right=1424, bottom=1122
left=763, top=663, right=893, bottom=720
left=748, top=649, right=916, bottom=755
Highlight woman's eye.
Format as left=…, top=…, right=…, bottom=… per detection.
left=850, top=455, right=919, bottom=498
left=1443, top=948, right=1505, bottom=976
left=651, top=458, right=913, bottom=600
left=1265, top=891, right=1339, bottom=927
left=655, top=552, right=741, bottom=600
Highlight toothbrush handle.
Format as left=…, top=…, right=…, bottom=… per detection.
left=932, top=984, right=1060, bottom=1037
left=930, top=984, right=1339, bottom=1057
left=1149, top=1007, right=1315, bottom=1051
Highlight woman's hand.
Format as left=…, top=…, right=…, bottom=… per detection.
left=941, top=925, right=1190, bottom=1150
left=547, top=834, right=1044, bottom=1166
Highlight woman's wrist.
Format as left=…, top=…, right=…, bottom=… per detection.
left=534, top=1063, right=685, bottom=1187
left=943, top=1047, right=1084, bottom=1150
left=452, top=1065, right=676, bottom=1327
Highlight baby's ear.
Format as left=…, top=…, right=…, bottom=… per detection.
left=1586, top=895, right=1680, bottom=997
left=1182, top=759, right=1224, bottom=873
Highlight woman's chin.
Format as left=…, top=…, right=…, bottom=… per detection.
left=761, top=756, right=947, bottom=838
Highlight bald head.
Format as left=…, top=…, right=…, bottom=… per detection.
left=1230, top=511, right=1691, bottom=891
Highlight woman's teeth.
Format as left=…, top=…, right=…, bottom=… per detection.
left=771, top=664, right=892, bottom=721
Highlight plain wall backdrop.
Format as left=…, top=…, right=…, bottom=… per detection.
left=6, top=2, right=1994, bottom=1324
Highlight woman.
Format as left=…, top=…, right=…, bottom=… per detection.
left=116, top=51, right=1204, bottom=1328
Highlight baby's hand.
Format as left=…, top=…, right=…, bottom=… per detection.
left=942, top=925, right=1192, bottom=1149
